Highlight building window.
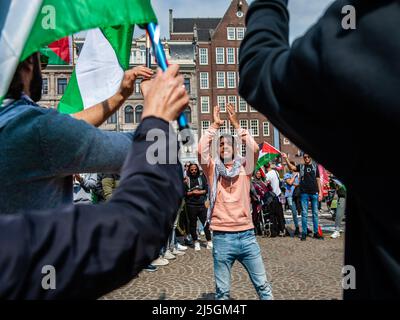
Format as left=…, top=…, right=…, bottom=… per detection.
left=199, top=48, right=208, bottom=65
left=239, top=97, right=247, bottom=112
left=216, top=47, right=225, bottom=64
left=134, top=80, right=141, bottom=95
left=227, top=72, right=236, bottom=88
left=227, top=27, right=236, bottom=40
left=184, top=78, right=191, bottom=93
left=125, top=105, right=134, bottom=123
left=42, top=78, right=48, bottom=95
left=236, top=27, right=245, bottom=40
left=237, top=48, right=240, bottom=64
left=201, top=120, right=211, bottom=134
left=135, top=105, right=143, bottom=123
left=250, top=106, right=257, bottom=112
left=283, top=138, right=290, bottom=145
left=107, top=112, right=117, bottom=124
left=216, top=71, right=226, bottom=88
left=217, top=96, right=227, bottom=112
left=263, top=122, right=270, bottom=136
left=57, top=78, right=67, bottom=95
left=250, top=119, right=259, bottom=136
left=227, top=47, right=235, bottom=64
left=200, top=72, right=209, bottom=89
left=201, top=96, right=210, bottom=113
left=241, top=144, right=247, bottom=157
left=139, top=45, right=146, bottom=64
left=228, top=96, right=237, bottom=110
left=184, top=107, right=192, bottom=123
left=240, top=119, right=248, bottom=130
left=220, top=120, right=228, bottom=133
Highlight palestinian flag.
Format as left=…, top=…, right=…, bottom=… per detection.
left=0, top=0, right=157, bottom=104
left=40, top=37, right=73, bottom=65
left=255, top=142, right=281, bottom=172
left=58, top=26, right=133, bottom=113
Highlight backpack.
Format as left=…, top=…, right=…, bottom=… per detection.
left=299, top=163, right=317, bottom=181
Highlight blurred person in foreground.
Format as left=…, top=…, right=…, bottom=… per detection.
left=0, top=64, right=189, bottom=299
left=239, top=0, right=400, bottom=298
left=0, top=52, right=152, bottom=214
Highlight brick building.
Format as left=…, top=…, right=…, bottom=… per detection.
left=169, top=0, right=301, bottom=159
left=40, top=34, right=200, bottom=163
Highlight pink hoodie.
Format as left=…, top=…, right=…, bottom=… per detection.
left=198, top=124, right=259, bottom=232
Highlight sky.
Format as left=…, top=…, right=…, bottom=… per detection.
left=137, top=0, right=336, bottom=42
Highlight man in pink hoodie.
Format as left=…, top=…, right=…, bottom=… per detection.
left=198, top=104, right=273, bottom=300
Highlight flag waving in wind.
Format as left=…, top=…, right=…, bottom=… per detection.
left=255, top=142, right=281, bottom=172
left=40, top=36, right=73, bottom=65
left=0, top=0, right=157, bottom=104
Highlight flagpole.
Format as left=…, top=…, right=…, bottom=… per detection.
left=145, top=22, right=193, bottom=145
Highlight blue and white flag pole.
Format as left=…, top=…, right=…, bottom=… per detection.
left=145, top=23, right=193, bottom=145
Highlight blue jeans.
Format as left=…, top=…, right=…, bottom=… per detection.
left=212, top=229, right=273, bottom=300
left=286, top=196, right=299, bottom=228
left=300, top=193, right=319, bottom=235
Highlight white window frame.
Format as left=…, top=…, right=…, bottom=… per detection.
left=227, top=27, right=236, bottom=40
left=200, top=96, right=210, bottom=113
left=216, top=71, right=226, bottom=88
left=199, top=72, right=209, bottom=89
left=239, top=97, right=247, bottom=112
left=220, top=120, right=228, bottom=133
left=199, top=48, right=208, bottom=65
left=216, top=47, right=225, bottom=64
left=240, top=119, right=248, bottom=130
left=227, top=72, right=236, bottom=88
left=250, top=119, right=259, bottom=136
left=227, top=96, right=237, bottom=111
left=217, top=96, right=227, bottom=112
left=226, top=47, right=235, bottom=64
left=236, top=27, right=245, bottom=41
left=263, top=122, right=270, bottom=136
left=201, top=120, right=211, bottom=134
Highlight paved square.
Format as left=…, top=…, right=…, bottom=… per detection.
left=103, top=215, right=344, bottom=300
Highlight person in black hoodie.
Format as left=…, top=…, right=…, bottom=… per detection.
left=185, top=163, right=212, bottom=251
left=0, top=64, right=189, bottom=299
left=239, top=0, right=400, bottom=299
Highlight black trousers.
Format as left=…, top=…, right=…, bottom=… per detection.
left=186, top=204, right=212, bottom=241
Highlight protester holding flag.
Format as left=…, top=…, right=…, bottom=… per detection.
left=0, top=52, right=150, bottom=214
left=198, top=103, right=273, bottom=300
left=282, top=153, right=323, bottom=240
left=0, top=63, right=189, bottom=299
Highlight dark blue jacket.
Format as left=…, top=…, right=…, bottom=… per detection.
left=0, top=117, right=184, bottom=299
left=239, top=0, right=400, bottom=299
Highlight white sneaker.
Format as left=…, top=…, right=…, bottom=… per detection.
left=194, top=241, right=201, bottom=251
left=331, top=230, right=341, bottom=239
left=206, top=241, right=213, bottom=250
left=176, top=243, right=188, bottom=251
left=151, top=257, right=169, bottom=266
left=163, top=250, right=176, bottom=260
left=171, top=248, right=186, bottom=256
left=200, top=230, right=205, bottom=236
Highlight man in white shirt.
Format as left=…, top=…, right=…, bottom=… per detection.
left=265, top=163, right=281, bottom=197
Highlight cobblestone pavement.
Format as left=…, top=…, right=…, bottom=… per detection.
left=102, top=213, right=344, bottom=300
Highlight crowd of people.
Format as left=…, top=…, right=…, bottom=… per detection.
left=0, top=0, right=397, bottom=300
